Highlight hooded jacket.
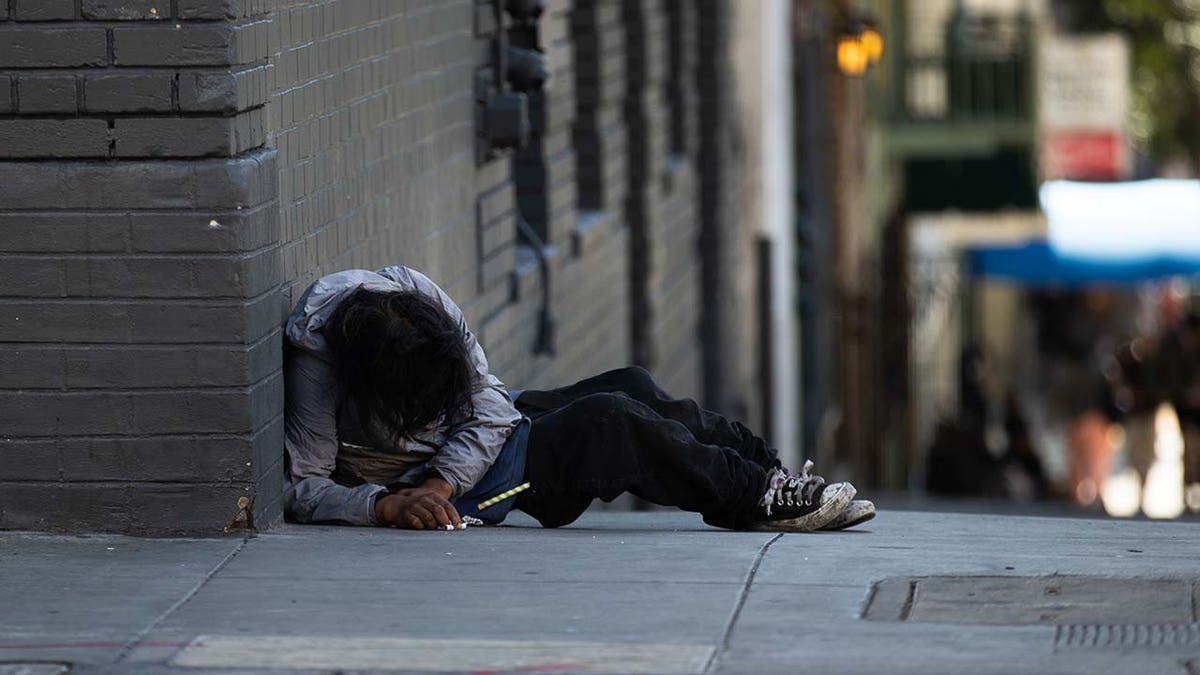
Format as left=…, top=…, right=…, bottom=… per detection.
left=283, top=266, right=523, bottom=526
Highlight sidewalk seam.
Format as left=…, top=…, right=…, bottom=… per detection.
left=114, top=535, right=251, bottom=663
left=704, top=533, right=783, bottom=674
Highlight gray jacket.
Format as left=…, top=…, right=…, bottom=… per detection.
left=282, top=266, right=523, bottom=526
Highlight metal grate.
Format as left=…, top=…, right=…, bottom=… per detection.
left=1054, top=623, right=1200, bottom=650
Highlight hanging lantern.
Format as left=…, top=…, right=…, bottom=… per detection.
left=836, top=18, right=883, bottom=77
left=861, top=26, right=884, bottom=64
left=837, top=35, right=869, bottom=76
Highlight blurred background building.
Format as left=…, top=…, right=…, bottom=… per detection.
left=2, top=0, right=1198, bottom=533
left=855, top=0, right=1200, bottom=519
left=0, top=0, right=800, bottom=533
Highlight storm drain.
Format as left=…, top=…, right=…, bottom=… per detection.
left=864, top=575, right=1198, bottom=625
left=1053, top=622, right=1200, bottom=649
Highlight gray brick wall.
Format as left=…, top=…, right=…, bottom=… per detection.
left=0, top=153, right=282, bottom=534
left=696, top=0, right=759, bottom=425
left=0, top=1, right=280, bottom=534
left=1, top=0, right=755, bottom=533
left=0, top=5, right=270, bottom=158
left=269, top=0, right=480, bottom=311
left=484, top=0, right=631, bottom=393
left=625, top=0, right=702, bottom=399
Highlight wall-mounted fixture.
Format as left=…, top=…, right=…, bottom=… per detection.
left=486, top=91, right=531, bottom=149
left=836, top=18, right=883, bottom=77
left=507, top=46, right=549, bottom=92
left=506, top=0, right=545, bottom=20
left=477, top=1, right=533, bottom=160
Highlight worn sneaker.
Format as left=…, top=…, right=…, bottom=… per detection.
left=750, top=461, right=856, bottom=532
left=820, top=499, right=876, bottom=530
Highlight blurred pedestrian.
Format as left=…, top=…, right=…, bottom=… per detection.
left=1111, top=336, right=1163, bottom=493
left=1160, top=311, right=1200, bottom=509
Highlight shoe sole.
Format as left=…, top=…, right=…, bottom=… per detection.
left=821, top=500, right=876, bottom=531
left=750, top=482, right=857, bottom=533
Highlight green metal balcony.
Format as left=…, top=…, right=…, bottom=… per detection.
left=886, top=10, right=1037, bottom=159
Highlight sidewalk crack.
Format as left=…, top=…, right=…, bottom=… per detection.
left=704, top=533, right=784, bottom=673
left=114, top=535, right=251, bottom=663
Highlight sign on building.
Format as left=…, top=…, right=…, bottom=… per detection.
left=1038, top=34, right=1131, bottom=180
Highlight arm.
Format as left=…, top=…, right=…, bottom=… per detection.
left=388, top=267, right=523, bottom=500
left=283, top=347, right=387, bottom=526
left=425, top=336, right=520, bottom=500
left=284, top=339, right=464, bottom=529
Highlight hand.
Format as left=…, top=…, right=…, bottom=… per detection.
left=375, top=479, right=461, bottom=530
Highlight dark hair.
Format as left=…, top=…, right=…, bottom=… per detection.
left=324, top=288, right=476, bottom=444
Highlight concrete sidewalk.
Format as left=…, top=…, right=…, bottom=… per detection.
left=1, top=509, right=1197, bottom=674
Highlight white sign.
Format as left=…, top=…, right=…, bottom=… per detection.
left=1038, top=33, right=1131, bottom=131
left=1038, top=33, right=1131, bottom=179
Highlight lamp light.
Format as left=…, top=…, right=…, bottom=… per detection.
left=861, top=26, right=884, bottom=64
left=836, top=18, right=883, bottom=77
left=837, top=35, right=869, bottom=76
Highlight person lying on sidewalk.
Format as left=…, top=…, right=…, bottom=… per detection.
left=283, top=265, right=875, bottom=532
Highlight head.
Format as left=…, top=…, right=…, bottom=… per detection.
left=325, top=288, right=476, bottom=443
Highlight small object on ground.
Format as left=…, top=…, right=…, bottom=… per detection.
left=461, top=515, right=484, bottom=527
left=476, top=482, right=531, bottom=510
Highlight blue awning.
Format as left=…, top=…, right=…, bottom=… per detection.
left=967, top=180, right=1200, bottom=287
left=969, top=241, right=1200, bottom=287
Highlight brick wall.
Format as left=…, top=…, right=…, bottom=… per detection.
left=269, top=0, right=481, bottom=309
left=626, top=0, right=702, bottom=399
left=0, top=0, right=281, bottom=533
left=481, top=0, right=631, bottom=391
left=697, top=0, right=760, bottom=426
left=0, top=0, right=756, bottom=533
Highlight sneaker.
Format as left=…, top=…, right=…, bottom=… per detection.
left=821, top=499, right=876, bottom=530
left=750, top=461, right=856, bottom=532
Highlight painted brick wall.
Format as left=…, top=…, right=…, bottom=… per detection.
left=0, top=2, right=271, bottom=158
left=0, top=0, right=282, bottom=533
left=626, top=0, right=702, bottom=399
left=0, top=0, right=754, bottom=533
left=493, top=0, right=705, bottom=406
left=268, top=0, right=482, bottom=310
left=697, top=0, right=759, bottom=425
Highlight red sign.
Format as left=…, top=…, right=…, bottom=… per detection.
left=1041, top=130, right=1125, bottom=181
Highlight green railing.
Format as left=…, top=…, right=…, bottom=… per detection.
left=897, top=12, right=1034, bottom=123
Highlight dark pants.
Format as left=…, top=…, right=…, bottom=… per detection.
left=513, top=366, right=780, bottom=530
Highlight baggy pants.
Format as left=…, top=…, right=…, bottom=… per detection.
left=512, top=366, right=780, bottom=530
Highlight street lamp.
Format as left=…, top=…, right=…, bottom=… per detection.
left=860, top=26, right=884, bottom=63
left=836, top=20, right=883, bottom=77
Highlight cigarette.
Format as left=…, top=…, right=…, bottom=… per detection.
left=476, top=482, right=531, bottom=510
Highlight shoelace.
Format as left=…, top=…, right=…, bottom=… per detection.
left=759, top=460, right=826, bottom=516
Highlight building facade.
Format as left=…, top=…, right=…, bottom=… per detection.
left=0, top=0, right=796, bottom=533
left=867, top=0, right=1047, bottom=488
